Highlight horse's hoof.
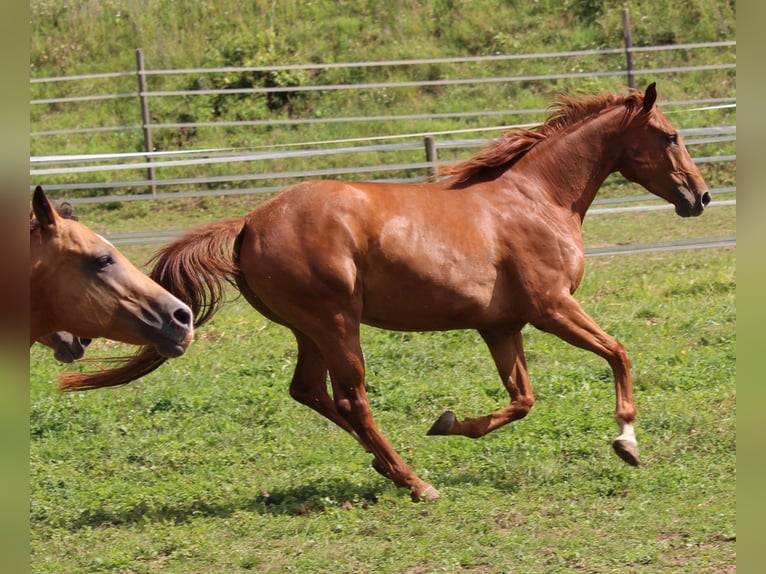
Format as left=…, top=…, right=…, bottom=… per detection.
left=427, top=411, right=456, bottom=435
left=411, top=485, right=441, bottom=503
left=612, top=438, right=641, bottom=466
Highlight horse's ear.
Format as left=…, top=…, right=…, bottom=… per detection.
left=32, top=185, right=58, bottom=230
left=642, top=82, right=657, bottom=114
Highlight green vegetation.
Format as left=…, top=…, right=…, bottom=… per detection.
left=30, top=247, right=735, bottom=573
left=29, top=0, right=737, bottom=75
left=29, top=0, right=736, bottom=199
left=29, top=1, right=735, bottom=572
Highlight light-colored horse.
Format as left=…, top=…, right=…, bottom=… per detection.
left=30, top=185, right=195, bottom=357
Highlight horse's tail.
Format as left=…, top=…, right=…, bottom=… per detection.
left=57, top=216, right=247, bottom=391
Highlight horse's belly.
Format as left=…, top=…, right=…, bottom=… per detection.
left=359, top=268, right=511, bottom=331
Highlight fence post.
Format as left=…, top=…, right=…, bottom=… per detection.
left=621, top=8, right=636, bottom=90
left=135, top=48, right=156, bottom=194
left=424, top=136, right=438, bottom=179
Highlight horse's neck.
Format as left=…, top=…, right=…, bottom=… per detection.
left=514, top=110, right=625, bottom=220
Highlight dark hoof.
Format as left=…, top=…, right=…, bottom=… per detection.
left=427, top=411, right=457, bottom=436
left=612, top=439, right=641, bottom=467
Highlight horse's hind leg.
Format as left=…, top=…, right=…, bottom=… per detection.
left=428, top=329, right=534, bottom=439
left=289, top=330, right=369, bottom=449
left=317, top=320, right=439, bottom=502
left=533, top=294, right=639, bottom=466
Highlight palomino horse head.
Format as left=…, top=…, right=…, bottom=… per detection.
left=30, top=186, right=194, bottom=357
left=617, top=82, right=711, bottom=217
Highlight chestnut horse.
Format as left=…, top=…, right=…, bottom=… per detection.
left=59, top=84, right=709, bottom=502
left=30, top=185, right=195, bottom=357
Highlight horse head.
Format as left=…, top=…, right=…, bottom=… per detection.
left=30, top=186, right=195, bottom=357
left=617, top=83, right=711, bottom=217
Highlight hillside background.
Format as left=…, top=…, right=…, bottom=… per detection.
left=30, top=0, right=736, bottom=74
left=29, top=0, right=736, bottom=173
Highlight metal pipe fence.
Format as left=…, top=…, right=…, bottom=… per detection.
left=29, top=31, right=735, bottom=203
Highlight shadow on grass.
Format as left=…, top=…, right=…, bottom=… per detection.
left=62, top=466, right=523, bottom=532
left=65, top=478, right=383, bottom=531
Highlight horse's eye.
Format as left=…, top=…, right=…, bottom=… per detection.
left=95, top=254, right=115, bottom=269
left=665, top=133, right=678, bottom=146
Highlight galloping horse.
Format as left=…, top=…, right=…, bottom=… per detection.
left=30, top=185, right=195, bottom=357
left=59, top=84, right=709, bottom=501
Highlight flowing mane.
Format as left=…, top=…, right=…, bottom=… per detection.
left=440, top=90, right=646, bottom=184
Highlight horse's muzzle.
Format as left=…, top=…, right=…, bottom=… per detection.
left=676, top=189, right=710, bottom=218
left=159, top=305, right=194, bottom=356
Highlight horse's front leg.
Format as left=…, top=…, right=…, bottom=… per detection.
left=533, top=294, right=640, bottom=466
left=428, top=329, right=534, bottom=438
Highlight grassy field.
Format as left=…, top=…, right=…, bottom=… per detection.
left=28, top=1, right=736, bottom=572
left=30, top=240, right=735, bottom=573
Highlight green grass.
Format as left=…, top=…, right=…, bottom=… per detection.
left=29, top=2, right=736, bottom=571
left=30, top=247, right=735, bottom=573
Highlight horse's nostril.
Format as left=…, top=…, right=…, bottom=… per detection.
left=174, top=307, right=193, bottom=328
left=702, top=191, right=711, bottom=206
